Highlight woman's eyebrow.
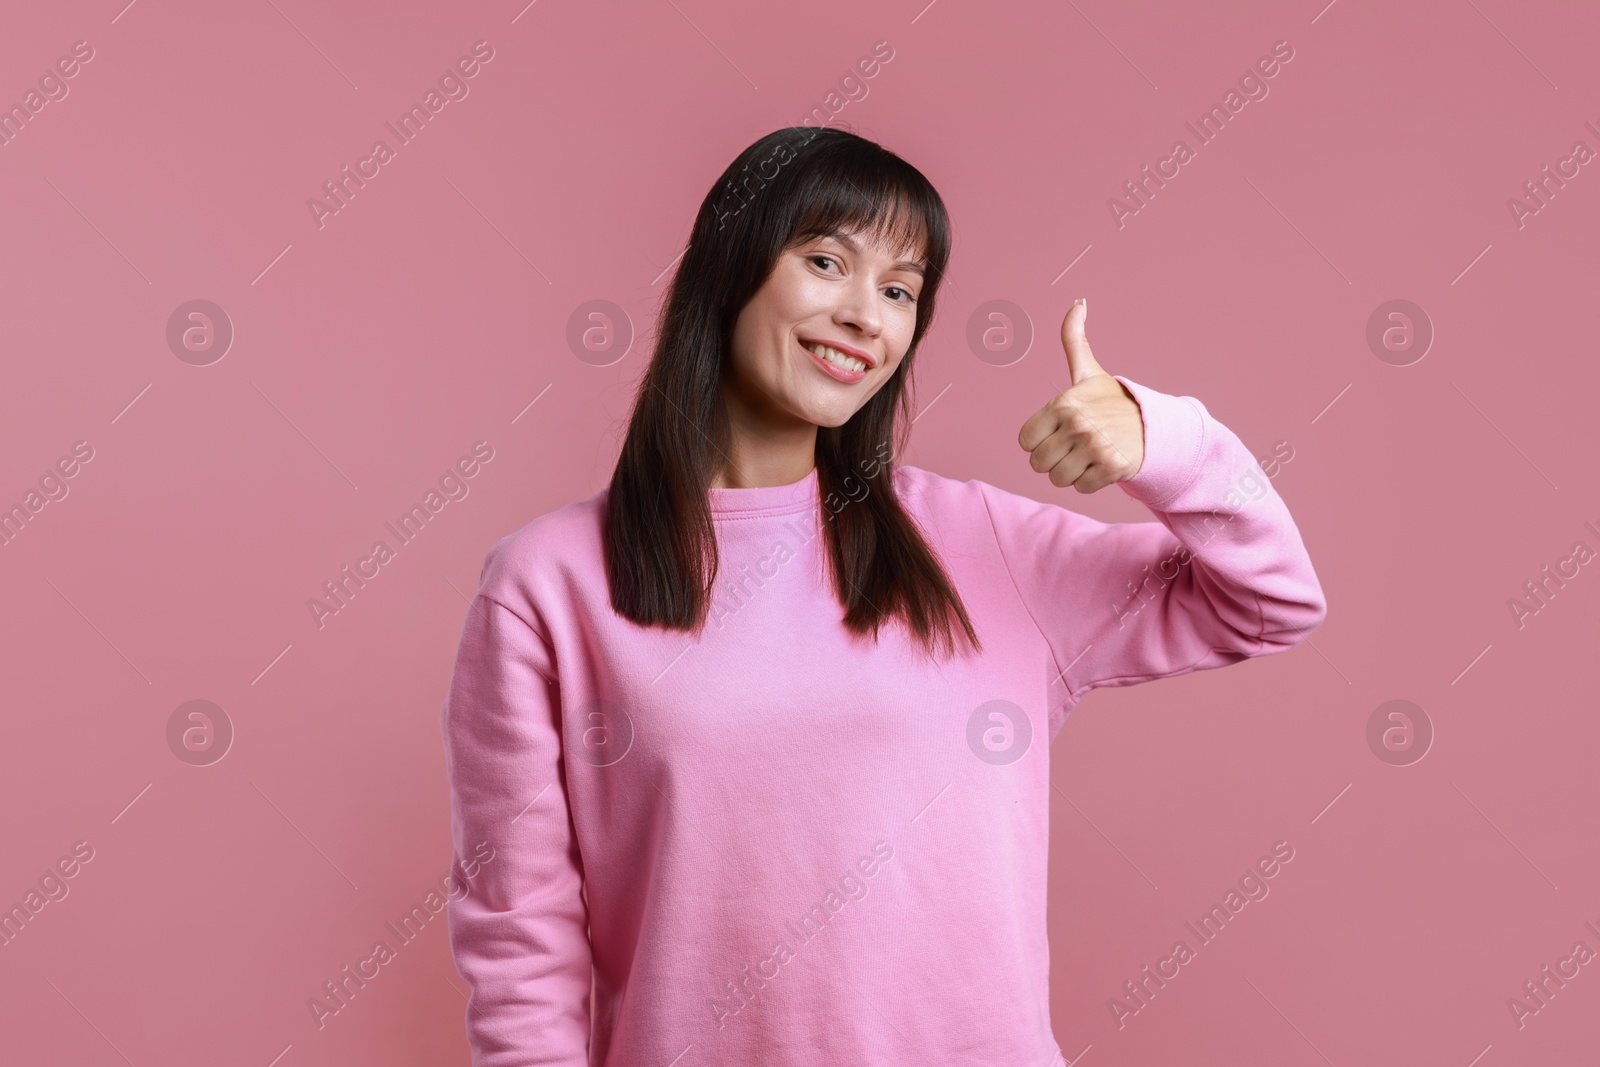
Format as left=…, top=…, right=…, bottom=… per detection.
left=822, top=229, right=926, bottom=277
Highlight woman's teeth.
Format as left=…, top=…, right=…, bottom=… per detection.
left=805, top=342, right=867, bottom=372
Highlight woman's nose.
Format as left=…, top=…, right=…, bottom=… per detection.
left=835, top=280, right=882, bottom=335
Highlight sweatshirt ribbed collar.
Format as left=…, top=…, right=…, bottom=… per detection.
left=706, top=465, right=820, bottom=517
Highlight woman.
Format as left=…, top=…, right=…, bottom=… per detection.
left=439, top=126, right=1325, bottom=1066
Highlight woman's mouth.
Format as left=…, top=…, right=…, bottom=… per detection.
left=800, top=340, right=870, bottom=384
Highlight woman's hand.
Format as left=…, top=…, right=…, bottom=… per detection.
left=1017, top=298, right=1146, bottom=494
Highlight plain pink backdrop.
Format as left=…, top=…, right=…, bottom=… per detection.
left=1, top=0, right=1597, bottom=1064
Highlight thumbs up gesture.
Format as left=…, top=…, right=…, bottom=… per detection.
left=1017, top=299, right=1145, bottom=493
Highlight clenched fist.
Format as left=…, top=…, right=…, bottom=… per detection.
left=1017, top=299, right=1145, bottom=494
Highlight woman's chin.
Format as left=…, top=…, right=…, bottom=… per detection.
left=799, top=404, right=862, bottom=430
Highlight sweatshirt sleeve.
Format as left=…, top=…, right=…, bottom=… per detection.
left=440, top=588, right=592, bottom=1066
left=979, top=374, right=1327, bottom=724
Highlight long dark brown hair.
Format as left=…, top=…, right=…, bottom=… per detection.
left=603, top=125, right=981, bottom=660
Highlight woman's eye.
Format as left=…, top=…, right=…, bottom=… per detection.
left=807, top=254, right=914, bottom=303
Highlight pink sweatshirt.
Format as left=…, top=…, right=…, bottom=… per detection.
left=439, top=375, right=1326, bottom=1066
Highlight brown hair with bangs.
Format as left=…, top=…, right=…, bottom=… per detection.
left=603, top=125, right=981, bottom=659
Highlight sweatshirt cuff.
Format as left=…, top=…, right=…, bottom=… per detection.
left=1111, top=374, right=1208, bottom=510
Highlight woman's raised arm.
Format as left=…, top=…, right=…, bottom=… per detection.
left=982, top=373, right=1328, bottom=721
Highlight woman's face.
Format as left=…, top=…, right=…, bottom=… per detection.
left=725, top=224, right=925, bottom=433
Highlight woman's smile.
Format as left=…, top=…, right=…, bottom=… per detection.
left=799, top=337, right=873, bottom=384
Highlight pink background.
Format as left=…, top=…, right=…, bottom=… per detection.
left=2, top=0, right=1597, bottom=1064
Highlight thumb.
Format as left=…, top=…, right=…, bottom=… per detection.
left=1060, top=298, right=1104, bottom=386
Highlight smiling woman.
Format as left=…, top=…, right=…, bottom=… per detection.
left=721, top=216, right=927, bottom=465
left=603, top=125, right=973, bottom=653
left=438, top=125, right=1326, bottom=1067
